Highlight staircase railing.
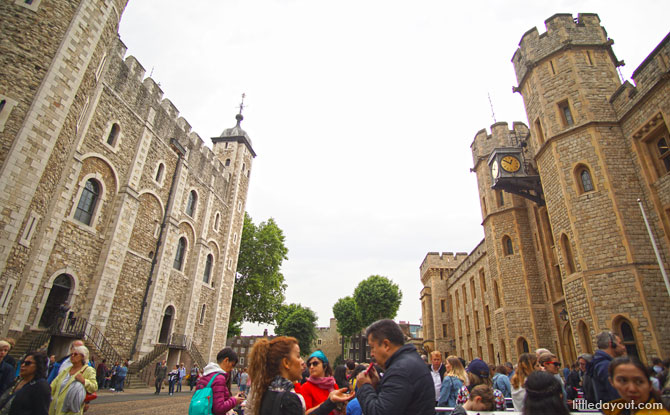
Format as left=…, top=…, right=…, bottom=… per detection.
left=188, top=340, right=206, bottom=369
left=128, top=343, right=168, bottom=374
left=52, top=316, right=124, bottom=365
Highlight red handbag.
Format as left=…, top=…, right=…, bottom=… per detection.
left=84, top=393, right=97, bottom=402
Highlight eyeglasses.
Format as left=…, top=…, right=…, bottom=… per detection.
left=546, top=361, right=561, bottom=367
left=21, top=361, right=35, bottom=366
left=308, top=361, right=321, bottom=367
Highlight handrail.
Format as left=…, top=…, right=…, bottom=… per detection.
left=128, top=343, right=168, bottom=373
left=188, top=340, right=206, bottom=369
left=52, top=316, right=124, bottom=365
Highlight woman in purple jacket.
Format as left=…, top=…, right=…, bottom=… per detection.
left=195, top=348, right=245, bottom=415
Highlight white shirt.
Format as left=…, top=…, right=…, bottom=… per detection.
left=430, top=364, right=442, bottom=399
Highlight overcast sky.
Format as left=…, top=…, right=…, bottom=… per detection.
left=117, top=0, right=669, bottom=335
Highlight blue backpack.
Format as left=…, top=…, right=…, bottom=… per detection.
left=189, top=373, right=220, bottom=415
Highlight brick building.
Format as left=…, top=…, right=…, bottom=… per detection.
left=227, top=330, right=274, bottom=368
left=421, top=14, right=670, bottom=365
left=0, top=0, right=253, bottom=367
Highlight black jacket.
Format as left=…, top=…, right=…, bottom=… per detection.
left=428, top=363, right=446, bottom=381
left=357, top=343, right=435, bottom=415
left=0, top=361, right=13, bottom=396
left=259, top=390, right=337, bottom=415
left=7, top=378, right=50, bottom=415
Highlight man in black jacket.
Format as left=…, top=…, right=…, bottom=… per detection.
left=356, top=319, right=435, bottom=415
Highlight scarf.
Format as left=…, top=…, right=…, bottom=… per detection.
left=307, top=376, right=336, bottom=392
left=267, top=376, right=306, bottom=412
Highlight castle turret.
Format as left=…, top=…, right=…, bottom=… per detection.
left=472, top=122, right=555, bottom=361
left=511, top=13, right=670, bottom=361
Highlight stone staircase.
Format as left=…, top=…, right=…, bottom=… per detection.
left=8, top=329, right=51, bottom=359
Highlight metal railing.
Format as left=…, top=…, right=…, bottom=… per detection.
left=128, top=343, right=168, bottom=374
left=56, top=316, right=124, bottom=365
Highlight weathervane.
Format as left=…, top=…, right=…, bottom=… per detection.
left=238, top=93, right=246, bottom=115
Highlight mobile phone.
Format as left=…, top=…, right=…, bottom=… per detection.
left=365, top=364, right=374, bottom=376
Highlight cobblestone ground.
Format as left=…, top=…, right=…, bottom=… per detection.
left=87, top=384, right=242, bottom=415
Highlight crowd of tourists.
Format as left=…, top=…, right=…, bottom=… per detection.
left=190, top=321, right=670, bottom=415
left=1, top=322, right=669, bottom=414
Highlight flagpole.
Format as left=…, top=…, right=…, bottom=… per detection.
left=637, top=198, right=670, bottom=298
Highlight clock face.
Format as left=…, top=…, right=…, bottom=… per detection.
left=501, top=155, right=521, bottom=173
left=491, top=160, right=499, bottom=179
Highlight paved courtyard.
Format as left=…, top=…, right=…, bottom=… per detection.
left=88, top=384, right=242, bottom=415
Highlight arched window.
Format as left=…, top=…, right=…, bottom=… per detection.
left=493, top=280, right=501, bottom=308
left=213, top=212, right=220, bottom=231
left=74, top=179, right=100, bottom=225
left=580, top=169, right=594, bottom=192
left=503, top=235, right=514, bottom=256
left=185, top=190, right=197, bottom=217
left=155, top=163, right=164, bottom=183
left=575, top=165, right=595, bottom=194
left=615, top=318, right=640, bottom=361
left=225, top=159, right=231, bottom=166
left=203, top=254, right=213, bottom=284
left=560, top=234, right=577, bottom=274
left=577, top=320, right=593, bottom=354
left=173, top=237, right=187, bottom=270
left=106, top=123, right=120, bottom=146
left=199, top=304, right=207, bottom=325
left=517, top=337, right=529, bottom=355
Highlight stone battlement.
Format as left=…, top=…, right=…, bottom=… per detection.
left=420, top=251, right=468, bottom=278
left=470, top=122, right=529, bottom=168
left=610, top=32, right=670, bottom=119
left=511, top=13, right=610, bottom=86
left=108, top=38, right=226, bottom=178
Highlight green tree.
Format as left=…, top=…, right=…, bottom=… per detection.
left=353, top=275, right=402, bottom=327
left=275, top=303, right=318, bottom=356
left=228, top=212, right=289, bottom=336
left=332, top=296, right=363, bottom=355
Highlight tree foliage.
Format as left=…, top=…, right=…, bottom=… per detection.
left=275, top=303, right=318, bottom=356
left=332, top=296, right=362, bottom=338
left=229, top=212, right=288, bottom=336
left=353, top=275, right=402, bottom=327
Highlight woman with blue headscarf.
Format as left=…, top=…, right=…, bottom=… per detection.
left=301, top=350, right=338, bottom=415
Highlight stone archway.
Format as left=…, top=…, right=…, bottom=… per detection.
left=561, top=323, right=577, bottom=365
left=39, top=274, right=72, bottom=328
left=158, top=306, right=175, bottom=344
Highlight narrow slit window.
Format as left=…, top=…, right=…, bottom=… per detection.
left=558, top=101, right=574, bottom=127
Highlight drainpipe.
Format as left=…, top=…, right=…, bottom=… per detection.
left=130, top=138, right=186, bottom=359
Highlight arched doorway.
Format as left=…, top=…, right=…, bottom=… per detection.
left=158, top=306, right=174, bottom=344
left=39, top=274, right=72, bottom=328
left=561, top=323, right=577, bottom=365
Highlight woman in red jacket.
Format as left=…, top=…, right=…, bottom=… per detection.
left=300, top=350, right=338, bottom=415
left=195, top=348, right=245, bottom=415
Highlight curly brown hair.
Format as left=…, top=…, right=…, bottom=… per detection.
left=247, top=336, right=299, bottom=415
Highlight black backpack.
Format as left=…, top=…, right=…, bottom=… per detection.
left=582, top=370, right=598, bottom=404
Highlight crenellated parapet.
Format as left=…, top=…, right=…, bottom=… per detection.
left=471, top=122, right=530, bottom=170
left=420, top=252, right=468, bottom=284
left=104, top=37, right=230, bottom=184
left=610, top=33, right=670, bottom=119
left=511, top=13, right=618, bottom=88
